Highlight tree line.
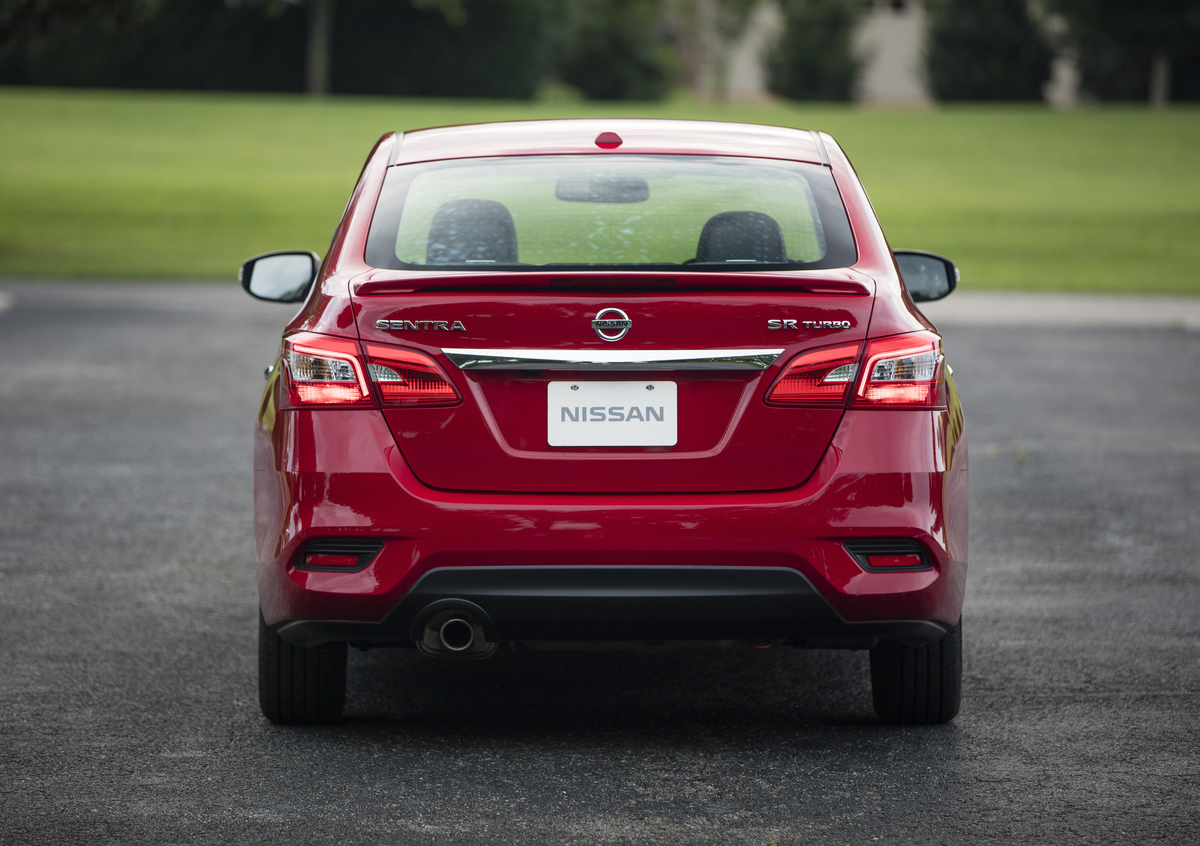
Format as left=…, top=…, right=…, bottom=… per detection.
left=1, top=0, right=1197, bottom=102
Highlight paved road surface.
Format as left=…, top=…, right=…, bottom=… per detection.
left=0, top=282, right=1197, bottom=845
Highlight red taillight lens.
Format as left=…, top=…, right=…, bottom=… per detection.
left=852, top=331, right=945, bottom=408
left=283, top=333, right=372, bottom=407
left=766, top=342, right=862, bottom=406
left=364, top=344, right=461, bottom=407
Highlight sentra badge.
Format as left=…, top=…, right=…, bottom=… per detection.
left=376, top=319, right=466, bottom=332
left=768, top=319, right=852, bottom=331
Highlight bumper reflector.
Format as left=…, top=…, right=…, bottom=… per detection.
left=295, top=539, right=385, bottom=572
left=867, top=554, right=923, bottom=568
left=843, top=538, right=931, bottom=572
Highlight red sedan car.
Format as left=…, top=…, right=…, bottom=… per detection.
left=241, top=119, right=968, bottom=726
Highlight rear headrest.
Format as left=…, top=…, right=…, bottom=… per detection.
left=426, top=199, right=518, bottom=265
left=695, top=211, right=786, bottom=264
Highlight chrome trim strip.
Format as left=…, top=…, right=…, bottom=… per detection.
left=442, top=348, right=785, bottom=371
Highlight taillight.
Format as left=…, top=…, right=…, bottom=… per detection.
left=283, top=332, right=372, bottom=407
left=766, top=342, right=861, bottom=406
left=852, top=331, right=944, bottom=408
left=364, top=344, right=461, bottom=407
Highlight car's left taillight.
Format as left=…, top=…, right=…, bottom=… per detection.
left=282, top=332, right=373, bottom=408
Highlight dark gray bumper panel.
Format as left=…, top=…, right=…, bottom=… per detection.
left=276, top=566, right=948, bottom=648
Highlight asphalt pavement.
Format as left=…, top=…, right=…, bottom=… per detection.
left=0, top=282, right=1197, bottom=845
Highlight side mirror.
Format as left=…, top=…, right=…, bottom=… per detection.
left=240, top=250, right=320, bottom=303
left=893, top=250, right=958, bottom=302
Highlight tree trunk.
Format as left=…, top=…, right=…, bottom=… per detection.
left=306, top=0, right=334, bottom=97
left=1150, top=51, right=1170, bottom=109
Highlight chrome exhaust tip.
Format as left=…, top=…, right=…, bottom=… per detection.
left=415, top=603, right=497, bottom=659
left=438, top=617, right=476, bottom=652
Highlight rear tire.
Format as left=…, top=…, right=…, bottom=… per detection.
left=869, top=619, right=962, bottom=725
left=258, top=609, right=346, bottom=725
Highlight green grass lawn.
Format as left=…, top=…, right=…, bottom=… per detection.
left=1, top=87, right=1198, bottom=292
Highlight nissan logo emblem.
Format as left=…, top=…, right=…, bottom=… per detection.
left=591, top=307, right=632, bottom=342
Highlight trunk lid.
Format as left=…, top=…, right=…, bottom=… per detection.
left=353, top=274, right=874, bottom=493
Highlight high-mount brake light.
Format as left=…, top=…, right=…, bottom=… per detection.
left=283, top=333, right=372, bottom=407
left=766, top=342, right=861, bottom=406
left=852, top=331, right=945, bottom=408
left=364, top=344, right=461, bottom=407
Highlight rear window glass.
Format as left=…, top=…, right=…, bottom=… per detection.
left=365, top=155, right=856, bottom=271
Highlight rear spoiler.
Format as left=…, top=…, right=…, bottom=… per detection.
left=355, top=271, right=873, bottom=297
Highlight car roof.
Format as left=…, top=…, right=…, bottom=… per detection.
left=391, top=119, right=825, bottom=166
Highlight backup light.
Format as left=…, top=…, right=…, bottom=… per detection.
left=766, top=342, right=861, bottom=406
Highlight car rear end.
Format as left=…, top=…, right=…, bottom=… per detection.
left=249, top=120, right=968, bottom=725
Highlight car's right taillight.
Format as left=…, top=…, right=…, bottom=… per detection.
left=364, top=344, right=461, bottom=407
left=852, top=331, right=945, bottom=408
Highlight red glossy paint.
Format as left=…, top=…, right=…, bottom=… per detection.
left=352, top=289, right=875, bottom=493
left=253, top=402, right=966, bottom=628
left=252, top=118, right=968, bottom=654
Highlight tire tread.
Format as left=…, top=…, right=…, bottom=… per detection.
left=870, top=619, right=962, bottom=725
left=258, top=609, right=346, bottom=725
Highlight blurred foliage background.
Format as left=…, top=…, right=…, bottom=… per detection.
left=3, top=0, right=1198, bottom=103
left=767, top=0, right=868, bottom=101
left=0, top=0, right=1198, bottom=290
left=925, top=0, right=1055, bottom=101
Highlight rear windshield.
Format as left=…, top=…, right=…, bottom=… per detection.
left=365, top=155, right=856, bottom=271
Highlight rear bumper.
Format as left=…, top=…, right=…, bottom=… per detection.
left=254, top=403, right=969, bottom=644
left=278, top=565, right=949, bottom=648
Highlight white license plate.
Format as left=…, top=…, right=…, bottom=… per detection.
left=547, top=381, right=677, bottom=447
